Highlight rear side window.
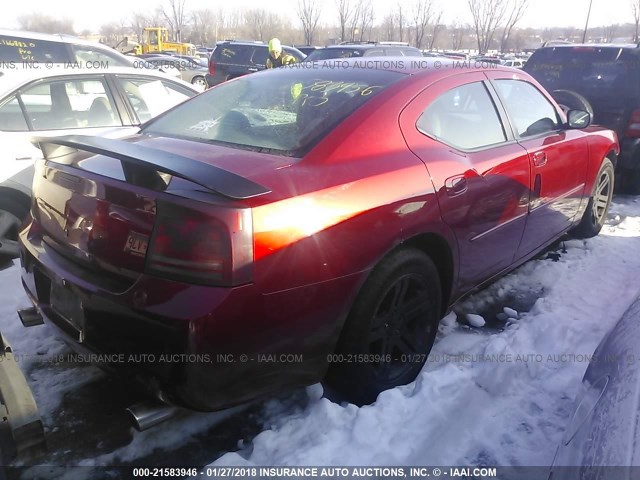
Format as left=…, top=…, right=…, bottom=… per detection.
left=215, top=45, right=252, bottom=64
left=250, top=47, right=269, bottom=66
left=494, top=79, right=559, bottom=137
left=525, top=47, right=640, bottom=100
left=17, top=77, right=121, bottom=130
left=417, top=81, right=506, bottom=150
left=143, top=68, right=404, bottom=155
left=399, top=48, right=423, bottom=57
left=284, top=47, right=305, bottom=62
left=0, top=35, right=69, bottom=62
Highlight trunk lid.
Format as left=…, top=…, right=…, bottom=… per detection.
left=29, top=134, right=269, bottom=284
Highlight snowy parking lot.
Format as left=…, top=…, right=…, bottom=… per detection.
left=2, top=196, right=640, bottom=475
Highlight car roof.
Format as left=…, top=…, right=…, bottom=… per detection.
left=538, top=43, right=640, bottom=51
left=0, top=28, right=115, bottom=48
left=323, top=43, right=416, bottom=50
left=0, top=66, right=199, bottom=95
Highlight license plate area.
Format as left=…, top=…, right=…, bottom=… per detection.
left=50, top=281, right=85, bottom=342
left=124, top=231, right=149, bottom=257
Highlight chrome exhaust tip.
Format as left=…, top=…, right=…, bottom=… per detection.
left=126, top=401, right=178, bottom=431
left=17, top=308, right=44, bottom=328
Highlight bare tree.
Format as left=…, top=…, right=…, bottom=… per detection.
left=244, top=9, right=270, bottom=41
left=17, top=14, right=75, bottom=35
left=191, top=9, right=217, bottom=45
left=336, top=0, right=354, bottom=42
left=356, top=0, right=375, bottom=41
left=412, top=0, right=435, bottom=49
left=379, top=12, right=395, bottom=41
left=500, top=0, right=529, bottom=52
left=451, top=22, right=468, bottom=50
left=633, top=0, right=640, bottom=42
left=163, top=0, right=188, bottom=42
left=397, top=3, right=406, bottom=43
left=297, top=0, right=322, bottom=45
left=428, top=10, right=444, bottom=50
left=467, top=0, right=508, bottom=54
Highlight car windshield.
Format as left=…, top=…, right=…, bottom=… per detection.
left=525, top=47, right=640, bottom=100
left=304, top=48, right=363, bottom=61
left=143, top=67, right=404, bottom=156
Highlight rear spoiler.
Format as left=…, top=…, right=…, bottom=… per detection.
left=32, top=135, right=271, bottom=200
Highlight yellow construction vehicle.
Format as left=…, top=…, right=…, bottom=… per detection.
left=137, top=27, right=196, bottom=56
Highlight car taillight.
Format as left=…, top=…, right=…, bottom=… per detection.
left=209, top=59, right=216, bottom=76
left=626, top=108, right=640, bottom=138
left=146, top=202, right=253, bottom=287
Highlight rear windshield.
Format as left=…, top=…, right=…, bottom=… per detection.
left=0, top=35, right=69, bottom=63
left=525, top=47, right=640, bottom=100
left=143, top=67, right=403, bottom=156
left=305, top=48, right=363, bottom=61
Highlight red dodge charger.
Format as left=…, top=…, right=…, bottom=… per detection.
left=19, top=59, right=618, bottom=412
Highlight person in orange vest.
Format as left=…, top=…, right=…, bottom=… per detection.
left=266, top=38, right=296, bottom=69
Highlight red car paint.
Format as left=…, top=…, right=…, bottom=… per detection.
left=19, top=61, right=619, bottom=410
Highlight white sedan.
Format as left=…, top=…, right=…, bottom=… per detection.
left=0, top=67, right=199, bottom=264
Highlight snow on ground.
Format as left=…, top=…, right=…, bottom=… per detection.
left=1, top=197, right=640, bottom=470
left=212, top=196, right=640, bottom=467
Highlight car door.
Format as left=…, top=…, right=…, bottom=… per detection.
left=486, top=72, right=590, bottom=258
left=400, top=72, right=531, bottom=292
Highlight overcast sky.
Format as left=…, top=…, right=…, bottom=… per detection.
left=3, top=0, right=635, bottom=33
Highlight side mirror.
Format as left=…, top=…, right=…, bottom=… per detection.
left=567, top=109, right=591, bottom=129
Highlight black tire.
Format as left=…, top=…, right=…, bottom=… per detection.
left=551, top=89, right=594, bottom=119
left=572, top=158, right=615, bottom=238
left=0, top=196, right=27, bottom=263
left=191, top=76, right=207, bottom=88
left=325, top=248, right=442, bottom=406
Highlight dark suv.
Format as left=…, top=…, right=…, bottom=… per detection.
left=524, top=44, right=640, bottom=191
left=304, top=42, right=422, bottom=61
left=206, top=40, right=305, bottom=87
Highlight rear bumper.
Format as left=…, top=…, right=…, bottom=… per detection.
left=19, top=227, right=361, bottom=411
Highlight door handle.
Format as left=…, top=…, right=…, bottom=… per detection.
left=532, top=151, right=547, bottom=167
left=445, top=175, right=468, bottom=196
left=247, top=67, right=258, bottom=72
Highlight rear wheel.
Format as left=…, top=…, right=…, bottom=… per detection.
left=325, top=248, right=442, bottom=406
left=191, top=76, right=207, bottom=88
left=572, top=158, right=614, bottom=238
left=0, top=197, right=27, bottom=265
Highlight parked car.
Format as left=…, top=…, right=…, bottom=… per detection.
left=0, top=67, right=199, bottom=264
left=141, top=56, right=208, bottom=87
left=524, top=44, right=640, bottom=192
left=19, top=59, right=617, bottom=414
left=206, top=40, right=305, bottom=87
left=550, top=295, right=640, bottom=476
left=304, top=42, right=422, bottom=61
left=0, top=29, right=155, bottom=71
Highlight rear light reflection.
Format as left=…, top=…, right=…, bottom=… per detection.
left=146, top=203, right=252, bottom=287
left=626, top=108, right=640, bottom=138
